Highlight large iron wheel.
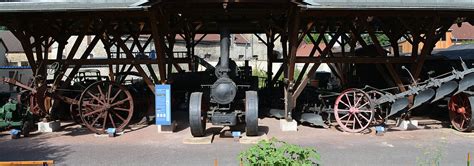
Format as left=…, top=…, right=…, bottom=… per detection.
left=448, top=93, right=474, bottom=132
left=245, top=91, right=259, bottom=136
left=189, top=92, right=207, bottom=137
left=79, top=81, right=134, bottom=134
left=334, top=89, right=374, bottom=133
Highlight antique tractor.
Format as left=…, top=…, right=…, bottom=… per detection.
left=189, top=27, right=259, bottom=137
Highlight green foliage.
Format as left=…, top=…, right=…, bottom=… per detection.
left=361, top=34, right=391, bottom=46
left=239, top=138, right=321, bottom=166
left=304, top=34, right=327, bottom=44
left=415, top=140, right=446, bottom=166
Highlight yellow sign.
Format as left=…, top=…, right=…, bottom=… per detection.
left=0, top=160, right=54, bottom=166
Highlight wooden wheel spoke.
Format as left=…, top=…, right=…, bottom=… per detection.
left=102, top=112, right=108, bottom=130
left=344, top=94, right=352, bottom=107
left=354, top=115, right=363, bottom=129
left=112, top=111, right=126, bottom=122
left=111, top=98, right=132, bottom=107
left=359, top=113, right=370, bottom=122
left=113, top=107, right=131, bottom=112
left=97, top=85, right=105, bottom=102
left=84, top=102, right=103, bottom=108
left=87, top=91, right=106, bottom=105
left=91, top=112, right=104, bottom=127
left=354, top=95, right=363, bottom=108
left=339, top=113, right=350, bottom=120
left=344, top=114, right=353, bottom=127
left=109, top=113, right=117, bottom=129
left=339, top=100, right=351, bottom=108
left=107, top=84, right=113, bottom=103
left=338, top=109, right=350, bottom=112
left=83, top=107, right=106, bottom=117
left=110, top=89, right=123, bottom=104
left=357, top=101, right=370, bottom=109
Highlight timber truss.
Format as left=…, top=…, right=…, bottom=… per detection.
left=0, top=0, right=472, bottom=120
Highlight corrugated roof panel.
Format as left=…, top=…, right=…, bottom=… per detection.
left=0, top=0, right=149, bottom=12
left=303, top=0, right=474, bottom=10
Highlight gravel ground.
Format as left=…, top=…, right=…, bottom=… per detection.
left=0, top=117, right=473, bottom=166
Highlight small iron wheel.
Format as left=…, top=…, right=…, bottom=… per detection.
left=69, top=95, right=82, bottom=124
left=245, top=91, right=259, bottom=136
left=334, top=89, right=374, bottom=133
left=448, top=93, right=474, bottom=132
left=367, top=90, right=387, bottom=125
left=189, top=92, right=207, bottom=137
left=79, top=81, right=134, bottom=134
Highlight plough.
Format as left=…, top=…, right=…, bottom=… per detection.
left=297, top=60, right=474, bottom=133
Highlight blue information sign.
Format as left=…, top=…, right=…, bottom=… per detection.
left=155, top=84, right=171, bottom=125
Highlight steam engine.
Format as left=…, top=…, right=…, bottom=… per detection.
left=189, top=27, right=259, bottom=137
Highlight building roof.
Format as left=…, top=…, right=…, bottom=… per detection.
left=296, top=42, right=326, bottom=57
left=0, top=39, right=7, bottom=53
left=303, top=0, right=474, bottom=10
left=0, top=31, right=23, bottom=53
left=450, top=23, right=474, bottom=40
left=0, top=0, right=148, bottom=12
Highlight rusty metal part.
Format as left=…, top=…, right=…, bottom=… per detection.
left=448, top=93, right=474, bottom=132
left=78, top=81, right=134, bottom=134
left=69, top=95, right=82, bottom=124
left=367, top=90, right=387, bottom=125
left=334, top=89, right=374, bottom=133
left=0, top=78, right=36, bottom=92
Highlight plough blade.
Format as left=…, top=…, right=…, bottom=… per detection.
left=432, top=80, right=458, bottom=103
left=410, top=88, right=435, bottom=110
left=269, top=109, right=285, bottom=119
left=456, top=73, right=474, bottom=95
left=388, top=98, right=409, bottom=118
left=300, top=113, right=325, bottom=127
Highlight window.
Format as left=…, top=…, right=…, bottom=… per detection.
left=7, top=62, right=18, bottom=66
left=20, top=61, right=29, bottom=66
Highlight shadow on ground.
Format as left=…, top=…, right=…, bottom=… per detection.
left=0, top=135, right=70, bottom=163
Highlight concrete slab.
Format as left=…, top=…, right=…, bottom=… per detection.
left=239, top=132, right=268, bottom=144
left=397, top=120, right=419, bottom=130
left=37, top=121, right=60, bottom=132
left=280, top=119, right=298, bottom=131
left=182, top=134, right=214, bottom=144
left=157, top=121, right=177, bottom=133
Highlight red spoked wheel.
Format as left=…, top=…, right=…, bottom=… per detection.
left=448, top=93, right=474, bottom=132
left=334, top=89, right=374, bottom=133
left=79, top=81, right=134, bottom=134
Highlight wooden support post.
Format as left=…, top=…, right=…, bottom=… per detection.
left=61, top=36, right=100, bottom=89
left=101, top=37, right=116, bottom=82
left=284, top=6, right=300, bottom=120
left=116, top=35, right=155, bottom=93
left=411, top=18, right=451, bottom=79
left=149, top=9, right=168, bottom=83
left=11, top=30, right=37, bottom=74
left=265, top=31, right=275, bottom=88
left=292, top=63, right=320, bottom=101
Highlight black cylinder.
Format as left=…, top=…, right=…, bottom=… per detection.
left=219, top=27, right=230, bottom=76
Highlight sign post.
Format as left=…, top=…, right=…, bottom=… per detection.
left=155, top=84, right=174, bottom=132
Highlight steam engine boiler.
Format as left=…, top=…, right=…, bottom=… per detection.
left=189, top=27, right=259, bottom=137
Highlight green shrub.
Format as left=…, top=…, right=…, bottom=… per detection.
left=239, top=138, right=321, bottom=166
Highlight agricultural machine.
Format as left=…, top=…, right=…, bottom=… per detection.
left=0, top=68, right=152, bottom=135
left=0, top=98, right=34, bottom=137
left=189, top=27, right=259, bottom=137
left=300, top=60, right=474, bottom=133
